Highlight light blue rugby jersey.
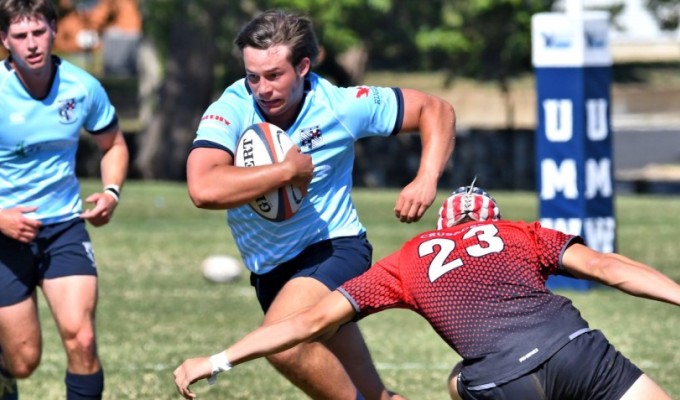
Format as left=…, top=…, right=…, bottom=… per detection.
left=0, top=57, right=118, bottom=224
left=193, top=73, right=404, bottom=274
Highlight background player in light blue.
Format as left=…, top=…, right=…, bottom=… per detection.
left=0, top=1, right=128, bottom=399
left=186, top=9, right=456, bottom=400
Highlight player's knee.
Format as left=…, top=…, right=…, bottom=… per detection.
left=5, top=351, right=41, bottom=379
left=62, top=326, right=97, bottom=366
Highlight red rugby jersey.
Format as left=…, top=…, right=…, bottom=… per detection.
left=339, top=220, right=589, bottom=388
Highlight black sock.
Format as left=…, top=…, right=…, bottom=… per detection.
left=65, top=369, right=104, bottom=400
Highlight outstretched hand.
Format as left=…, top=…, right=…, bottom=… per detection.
left=173, top=357, right=212, bottom=399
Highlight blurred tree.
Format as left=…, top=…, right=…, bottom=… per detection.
left=135, top=0, right=250, bottom=179
left=646, top=0, right=680, bottom=30
left=135, top=0, right=385, bottom=179
left=134, top=0, right=552, bottom=179
left=414, top=0, right=555, bottom=128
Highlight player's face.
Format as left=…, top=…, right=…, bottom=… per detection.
left=243, top=45, right=310, bottom=128
left=1, top=15, right=55, bottom=74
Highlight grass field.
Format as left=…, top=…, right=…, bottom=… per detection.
left=18, top=180, right=680, bottom=399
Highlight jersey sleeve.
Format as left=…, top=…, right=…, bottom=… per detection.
left=338, top=250, right=410, bottom=319
left=330, top=85, right=404, bottom=140
left=83, top=79, right=117, bottom=133
left=193, top=81, right=253, bottom=154
left=530, top=222, right=585, bottom=275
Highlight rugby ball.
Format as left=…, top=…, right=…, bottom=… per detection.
left=234, top=122, right=304, bottom=222
left=201, top=254, right=243, bottom=283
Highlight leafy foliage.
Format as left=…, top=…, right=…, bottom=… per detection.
left=131, top=0, right=556, bottom=178
left=139, top=0, right=556, bottom=90
left=647, top=0, right=680, bottom=30
left=140, top=0, right=252, bottom=88
left=415, top=0, right=555, bottom=87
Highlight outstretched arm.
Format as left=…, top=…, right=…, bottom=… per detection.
left=393, top=89, right=456, bottom=223
left=562, top=243, right=680, bottom=306
left=173, top=291, right=356, bottom=399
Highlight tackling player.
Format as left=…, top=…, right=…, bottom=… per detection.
left=175, top=184, right=679, bottom=400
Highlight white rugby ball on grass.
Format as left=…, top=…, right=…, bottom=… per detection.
left=201, top=255, right=243, bottom=283
left=234, top=122, right=305, bottom=222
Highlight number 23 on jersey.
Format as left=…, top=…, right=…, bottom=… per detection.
left=419, top=224, right=505, bottom=282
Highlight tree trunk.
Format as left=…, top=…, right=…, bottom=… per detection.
left=134, top=10, right=215, bottom=180
left=499, top=79, right=515, bottom=130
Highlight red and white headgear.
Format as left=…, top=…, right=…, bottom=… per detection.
left=436, top=185, right=501, bottom=229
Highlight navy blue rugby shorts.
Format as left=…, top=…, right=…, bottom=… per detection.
left=457, top=330, right=643, bottom=400
left=250, top=233, right=373, bottom=312
left=0, top=218, right=97, bottom=307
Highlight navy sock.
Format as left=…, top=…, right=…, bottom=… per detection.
left=0, top=369, right=18, bottom=400
left=65, top=369, right=104, bottom=400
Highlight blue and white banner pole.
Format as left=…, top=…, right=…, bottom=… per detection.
left=532, top=10, right=616, bottom=290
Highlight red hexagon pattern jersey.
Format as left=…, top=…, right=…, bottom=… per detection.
left=340, top=220, right=590, bottom=388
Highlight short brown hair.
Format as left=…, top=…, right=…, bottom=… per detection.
left=0, top=0, right=58, bottom=33
left=234, top=9, right=320, bottom=68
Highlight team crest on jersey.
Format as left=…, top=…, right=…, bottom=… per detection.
left=57, top=98, right=78, bottom=124
left=300, top=126, right=323, bottom=151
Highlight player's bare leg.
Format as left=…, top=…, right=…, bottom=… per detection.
left=620, top=374, right=671, bottom=400
left=42, top=276, right=101, bottom=374
left=324, top=322, right=405, bottom=400
left=0, top=293, right=42, bottom=400
left=264, top=277, right=396, bottom=400
left=0, top=293, right=42, bottom=378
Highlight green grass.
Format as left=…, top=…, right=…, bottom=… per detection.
left=19, top=181, right=680, bottom=399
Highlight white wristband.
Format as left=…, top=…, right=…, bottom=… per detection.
left=208, top=351, right=232, bottom=385
left=103, top=184, right=120, bottom=203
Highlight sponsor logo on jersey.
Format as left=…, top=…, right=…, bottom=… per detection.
left=355, top=86, right=370, bottom=98
left=201, top=114, right=231, bottom=126
left=356, top=86, right=382, bottom=105
left=58, top=98, right=77, bottom=124
left=300, top=126, right=322, bottom=151
left=372, top=87, right=382, bottom=105
left=9, top=112, right=25, bottom=124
